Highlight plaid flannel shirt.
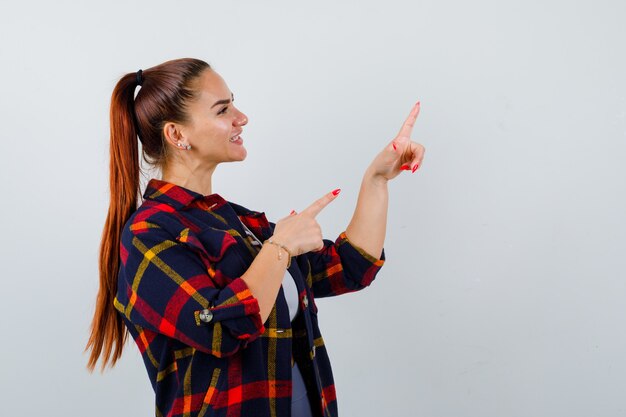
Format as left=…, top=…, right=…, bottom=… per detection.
left=113, top=178, right=386, bottom=417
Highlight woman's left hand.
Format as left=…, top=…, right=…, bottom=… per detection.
left=366, top=101, right=426, bottom=181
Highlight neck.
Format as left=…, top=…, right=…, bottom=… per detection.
left=161, top=162, right=217, bottom=196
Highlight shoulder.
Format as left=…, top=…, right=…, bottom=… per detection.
left=121, top=201, right=186, bottom=243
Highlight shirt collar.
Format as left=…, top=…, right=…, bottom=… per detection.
left=143, top=178, right=226, bottom=211
left=143, top=178, right=272, bottom=236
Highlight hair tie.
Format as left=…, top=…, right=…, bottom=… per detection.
left=136, top=69, right=144, bottom=86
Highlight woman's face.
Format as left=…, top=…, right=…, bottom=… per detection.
left=173, top=68, right=249, bottom=165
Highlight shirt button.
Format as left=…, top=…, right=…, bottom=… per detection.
left=311, top=345, right=316, bottom=359
left=199, top=308, right=213, bottom=323
left=303, top=296, right=309, bottom=309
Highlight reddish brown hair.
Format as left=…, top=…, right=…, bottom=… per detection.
left=85, top=58, right=211, bottom=372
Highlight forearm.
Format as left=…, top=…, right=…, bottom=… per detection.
left=241, top=242, right=289, bottom=324
left=344, top=167, right=388, bottom=259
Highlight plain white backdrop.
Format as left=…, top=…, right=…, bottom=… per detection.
left=1, top=0, right=625, bottom=416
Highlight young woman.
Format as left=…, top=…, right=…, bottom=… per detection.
left=85, top=57, right=425, bottom=417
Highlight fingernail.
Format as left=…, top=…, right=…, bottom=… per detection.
left=401, top=164, right=410, bottom=170
left=332, top=188, right=341, bottom=196
left=412, top=164, right=419, bottom=173
left=416, top=101, right=420, bottom=106
left=392, top=142, right=397, bottom=150
left=290, top=210, right=296, bottom=215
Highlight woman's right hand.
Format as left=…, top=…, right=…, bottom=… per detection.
left=270, top=188, right=342, bottom=256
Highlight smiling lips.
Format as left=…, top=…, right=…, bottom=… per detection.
left=229, top=133, right=243, bottom=144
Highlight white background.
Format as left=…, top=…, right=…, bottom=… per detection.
left=1, top=0, right=625, bottom=416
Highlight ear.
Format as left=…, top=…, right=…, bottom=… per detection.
left=162, top=122, right=186, bottom=146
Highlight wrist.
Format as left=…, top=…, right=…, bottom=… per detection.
left=364, top=168, right=388, bottom=187
left=268, top=234, right=292, bottom=252
left=264, top=237, right=293, bottom=268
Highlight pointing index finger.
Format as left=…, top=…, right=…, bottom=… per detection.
left=300, top=188, right=341, bottom=218
left=397, top=101, right=421, bottom=139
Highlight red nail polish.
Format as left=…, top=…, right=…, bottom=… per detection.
left=412, top=164, right=419, bottom=173
left=401, top=164, right=410, bottom=170
left=332, top=188, right=341, bottom=196
left=392, top=143, right=397, bottom=150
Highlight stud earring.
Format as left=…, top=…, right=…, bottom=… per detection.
left=177, top=142, right=191, bottom=150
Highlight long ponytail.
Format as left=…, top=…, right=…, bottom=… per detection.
left=85, top=58, right=211, bottom=372
left=85, top=73, right=141, bottom=372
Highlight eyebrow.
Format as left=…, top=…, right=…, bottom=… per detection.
left=211, top=92, right=235, bottom=109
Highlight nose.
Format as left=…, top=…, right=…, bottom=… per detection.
left=235, top=109, right=248, bottom=126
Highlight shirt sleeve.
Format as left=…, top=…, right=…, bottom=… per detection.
left=113, top=220, right=265, bottom=358
left=304, top=231, right=386, bottom=298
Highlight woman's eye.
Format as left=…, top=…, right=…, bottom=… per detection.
left=218, top=106, right=228, bottom=115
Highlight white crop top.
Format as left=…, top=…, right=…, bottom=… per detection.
left=238, top=219, right=300, bottom=321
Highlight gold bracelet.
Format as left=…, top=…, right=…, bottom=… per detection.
left=263, top=238, right=292, bottom=268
